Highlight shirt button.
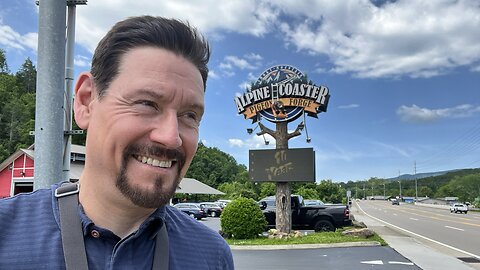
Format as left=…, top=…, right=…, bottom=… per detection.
left=91, top=230, right=100, bottom=238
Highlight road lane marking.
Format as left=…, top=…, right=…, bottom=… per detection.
left=389, top=261, right=414, bottom=265
left=445, top=226, right=465, bottom=231
left=410, top=218, right=419, bottom=221
left=355, top=201, right=480, bottom=260
left=393, top=213, right=398, bottom=216
left=361, top=260, right=383, bottom=265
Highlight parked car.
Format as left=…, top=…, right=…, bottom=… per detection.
left=450, top=203, right=468, bottom=214
left=215, top=199, right=232, bottom=209
left=199, top=202, right=223, bottom=217
left=258, top=195, right=351, bottom=232
left=173, top=203, right=206, bottom=220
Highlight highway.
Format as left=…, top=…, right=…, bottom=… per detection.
left=354, top=200, right=480, bottom=260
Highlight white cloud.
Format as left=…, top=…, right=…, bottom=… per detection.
left=6, top=1, right=477, bottom=80
left=218, top=54, right=263, bottom=78
left=338, top=104, right=359, bottom=109
left=75, top=1, right=279, bottom=53
left=471, top=65, right=480, bottom=72
left=228, top=134, right=275, bottom=149
left=224, top=56, right=253, bottom=70
left=371, top=141, right=410, bottom=158
left=245, top=53, right=263, bottom=61
left=0, top=24, right=37, bottom=51
left=275, top=0, right=480, bottom=78
left=397, top=104, right=480, bottom=123
left=74, top=55, right=90, bottom=68
left=208, top=70, right=219, bottom=79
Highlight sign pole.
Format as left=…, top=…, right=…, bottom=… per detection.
left=236, top=64, right=331, bottom=235
left=274, top=122, right=291, bottom=233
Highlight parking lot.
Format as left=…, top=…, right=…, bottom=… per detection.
left=197, top=216, right=420, bottom=270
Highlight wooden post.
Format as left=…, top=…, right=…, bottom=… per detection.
left=274, top=122, right=291, bottom=233
left=257, top=121, right=303, bottom=234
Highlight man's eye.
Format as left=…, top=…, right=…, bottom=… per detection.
left=136, top=100, right=158, bottom=109
left=180, top=111, right=201, bottom=127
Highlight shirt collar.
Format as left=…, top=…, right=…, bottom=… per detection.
left=78, top=202, right=167, bottom=237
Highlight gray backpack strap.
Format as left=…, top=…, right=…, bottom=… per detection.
left=56, top=182, right=89, bottom=270
left=56, top=182, right=170, bottom=270
left=152, top=221, right=169, bottom=270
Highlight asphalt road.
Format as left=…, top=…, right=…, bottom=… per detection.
left=355, top=200, right=480, bottom=259
left=198, top=216, right=420, bottom=269
left=233, top=246, right=420, bottom=270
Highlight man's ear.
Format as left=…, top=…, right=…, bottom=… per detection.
left=74, top=72, right=97, bottom=130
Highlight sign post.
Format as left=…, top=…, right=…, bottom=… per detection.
left=235, top=65, right=330, bottom=234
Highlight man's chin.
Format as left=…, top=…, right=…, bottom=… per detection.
left=116, top=175, right=179, bottom=209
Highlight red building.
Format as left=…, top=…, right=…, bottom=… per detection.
left=0, top=144, right=85, bottom=198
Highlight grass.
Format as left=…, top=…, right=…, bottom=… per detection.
left=226, top=227, right=387, bottom=246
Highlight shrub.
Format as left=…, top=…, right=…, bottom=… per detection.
left=220, top=197, right=267, bottom=239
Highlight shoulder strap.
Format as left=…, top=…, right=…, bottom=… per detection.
left=152, top=221, right=169, bottom=270
left=56, top=182, right=170, bottom=270
left=56, top=182, right=89, bottom=270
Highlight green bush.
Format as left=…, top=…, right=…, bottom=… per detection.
left=220, top=197, right=267, bottom=239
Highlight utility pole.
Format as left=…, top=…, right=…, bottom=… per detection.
left=398, top=180, right=402, bottom=199
left=383, top=183, right=386, bottom=199
left=363, top=182, right=366, bottom=199
left=34, top=0, right=67, bottom=190
left=34, top=0, right=87, bottom=189
left=414, top=161, right=418, bottom=203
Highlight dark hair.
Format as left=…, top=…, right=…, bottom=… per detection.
left=91, top=16, right=210, bottom=97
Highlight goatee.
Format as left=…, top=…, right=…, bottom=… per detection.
left=116, top=143, right=186, bottom=208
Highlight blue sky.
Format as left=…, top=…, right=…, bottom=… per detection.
left=1, top=0, right=480, bottom=182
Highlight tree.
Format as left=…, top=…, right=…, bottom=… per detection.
left=317, top=180, right=344, bottom=203
left=295, top=186, right=319, bottom=199
left=0, top=55, right=36, bottom=162
left=0, top=49, right=10, bottom=74
left=435, top=174, right=480, bottom=202
left=217, top=181, right=258, bottom=200
left=15, top=58, right=36, bottom=93
left=259, top=182, right=275, bottom=198
left=186, top=143, right=243, bottom=188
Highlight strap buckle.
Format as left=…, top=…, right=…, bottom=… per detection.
left=55, top=182, right=80, bottom=198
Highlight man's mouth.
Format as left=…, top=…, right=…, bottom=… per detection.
left=133, top=155, right=175, bottom=168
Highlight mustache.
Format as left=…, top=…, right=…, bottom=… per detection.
left=124, top=143, right=186, bottom=164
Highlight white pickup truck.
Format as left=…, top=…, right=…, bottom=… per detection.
left=450, top=203, right=468, bottom=214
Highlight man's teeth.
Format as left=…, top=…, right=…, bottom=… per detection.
left=136, top=155, right=173, bottom=168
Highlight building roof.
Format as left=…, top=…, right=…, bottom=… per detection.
left=176, top=178, right=224, bottom=195
left=0, top=145, right=35, bottom=172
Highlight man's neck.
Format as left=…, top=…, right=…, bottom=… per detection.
left=78, top=178, right=156, bottom=239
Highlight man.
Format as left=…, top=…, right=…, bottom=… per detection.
left=0, top=16, right=234, bottom=270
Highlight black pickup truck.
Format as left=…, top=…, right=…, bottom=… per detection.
left=258, top=195, right=351, bottom=232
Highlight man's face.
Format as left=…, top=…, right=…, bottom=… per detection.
left=85, top=47, right=204, bottom=208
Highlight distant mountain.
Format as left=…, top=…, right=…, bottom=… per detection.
left=387, top=169, right=461, bottom=181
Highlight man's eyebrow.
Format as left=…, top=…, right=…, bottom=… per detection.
left=127, top=89, right=165, bottom=100
left=127, top=89, right=204, bottom=114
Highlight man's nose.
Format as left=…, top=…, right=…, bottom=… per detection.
left=149, top=112, right=182, bottom=149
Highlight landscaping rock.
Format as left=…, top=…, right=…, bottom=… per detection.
left=267, top=229, right=303, bottom=239
left=342, top=228, right=375, bottom=238
left=352, top=220, right=367, bottom=228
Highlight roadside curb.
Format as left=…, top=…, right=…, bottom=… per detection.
left=230, top=241, right=381, bottom=250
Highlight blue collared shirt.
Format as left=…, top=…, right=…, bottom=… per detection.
left=0, top=183, right=234, bottom=270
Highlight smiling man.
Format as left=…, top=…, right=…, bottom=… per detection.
left=0, top=16, right=234, bottom=270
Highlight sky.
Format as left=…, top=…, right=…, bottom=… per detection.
left=1, top=0, right=480, bottom=182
